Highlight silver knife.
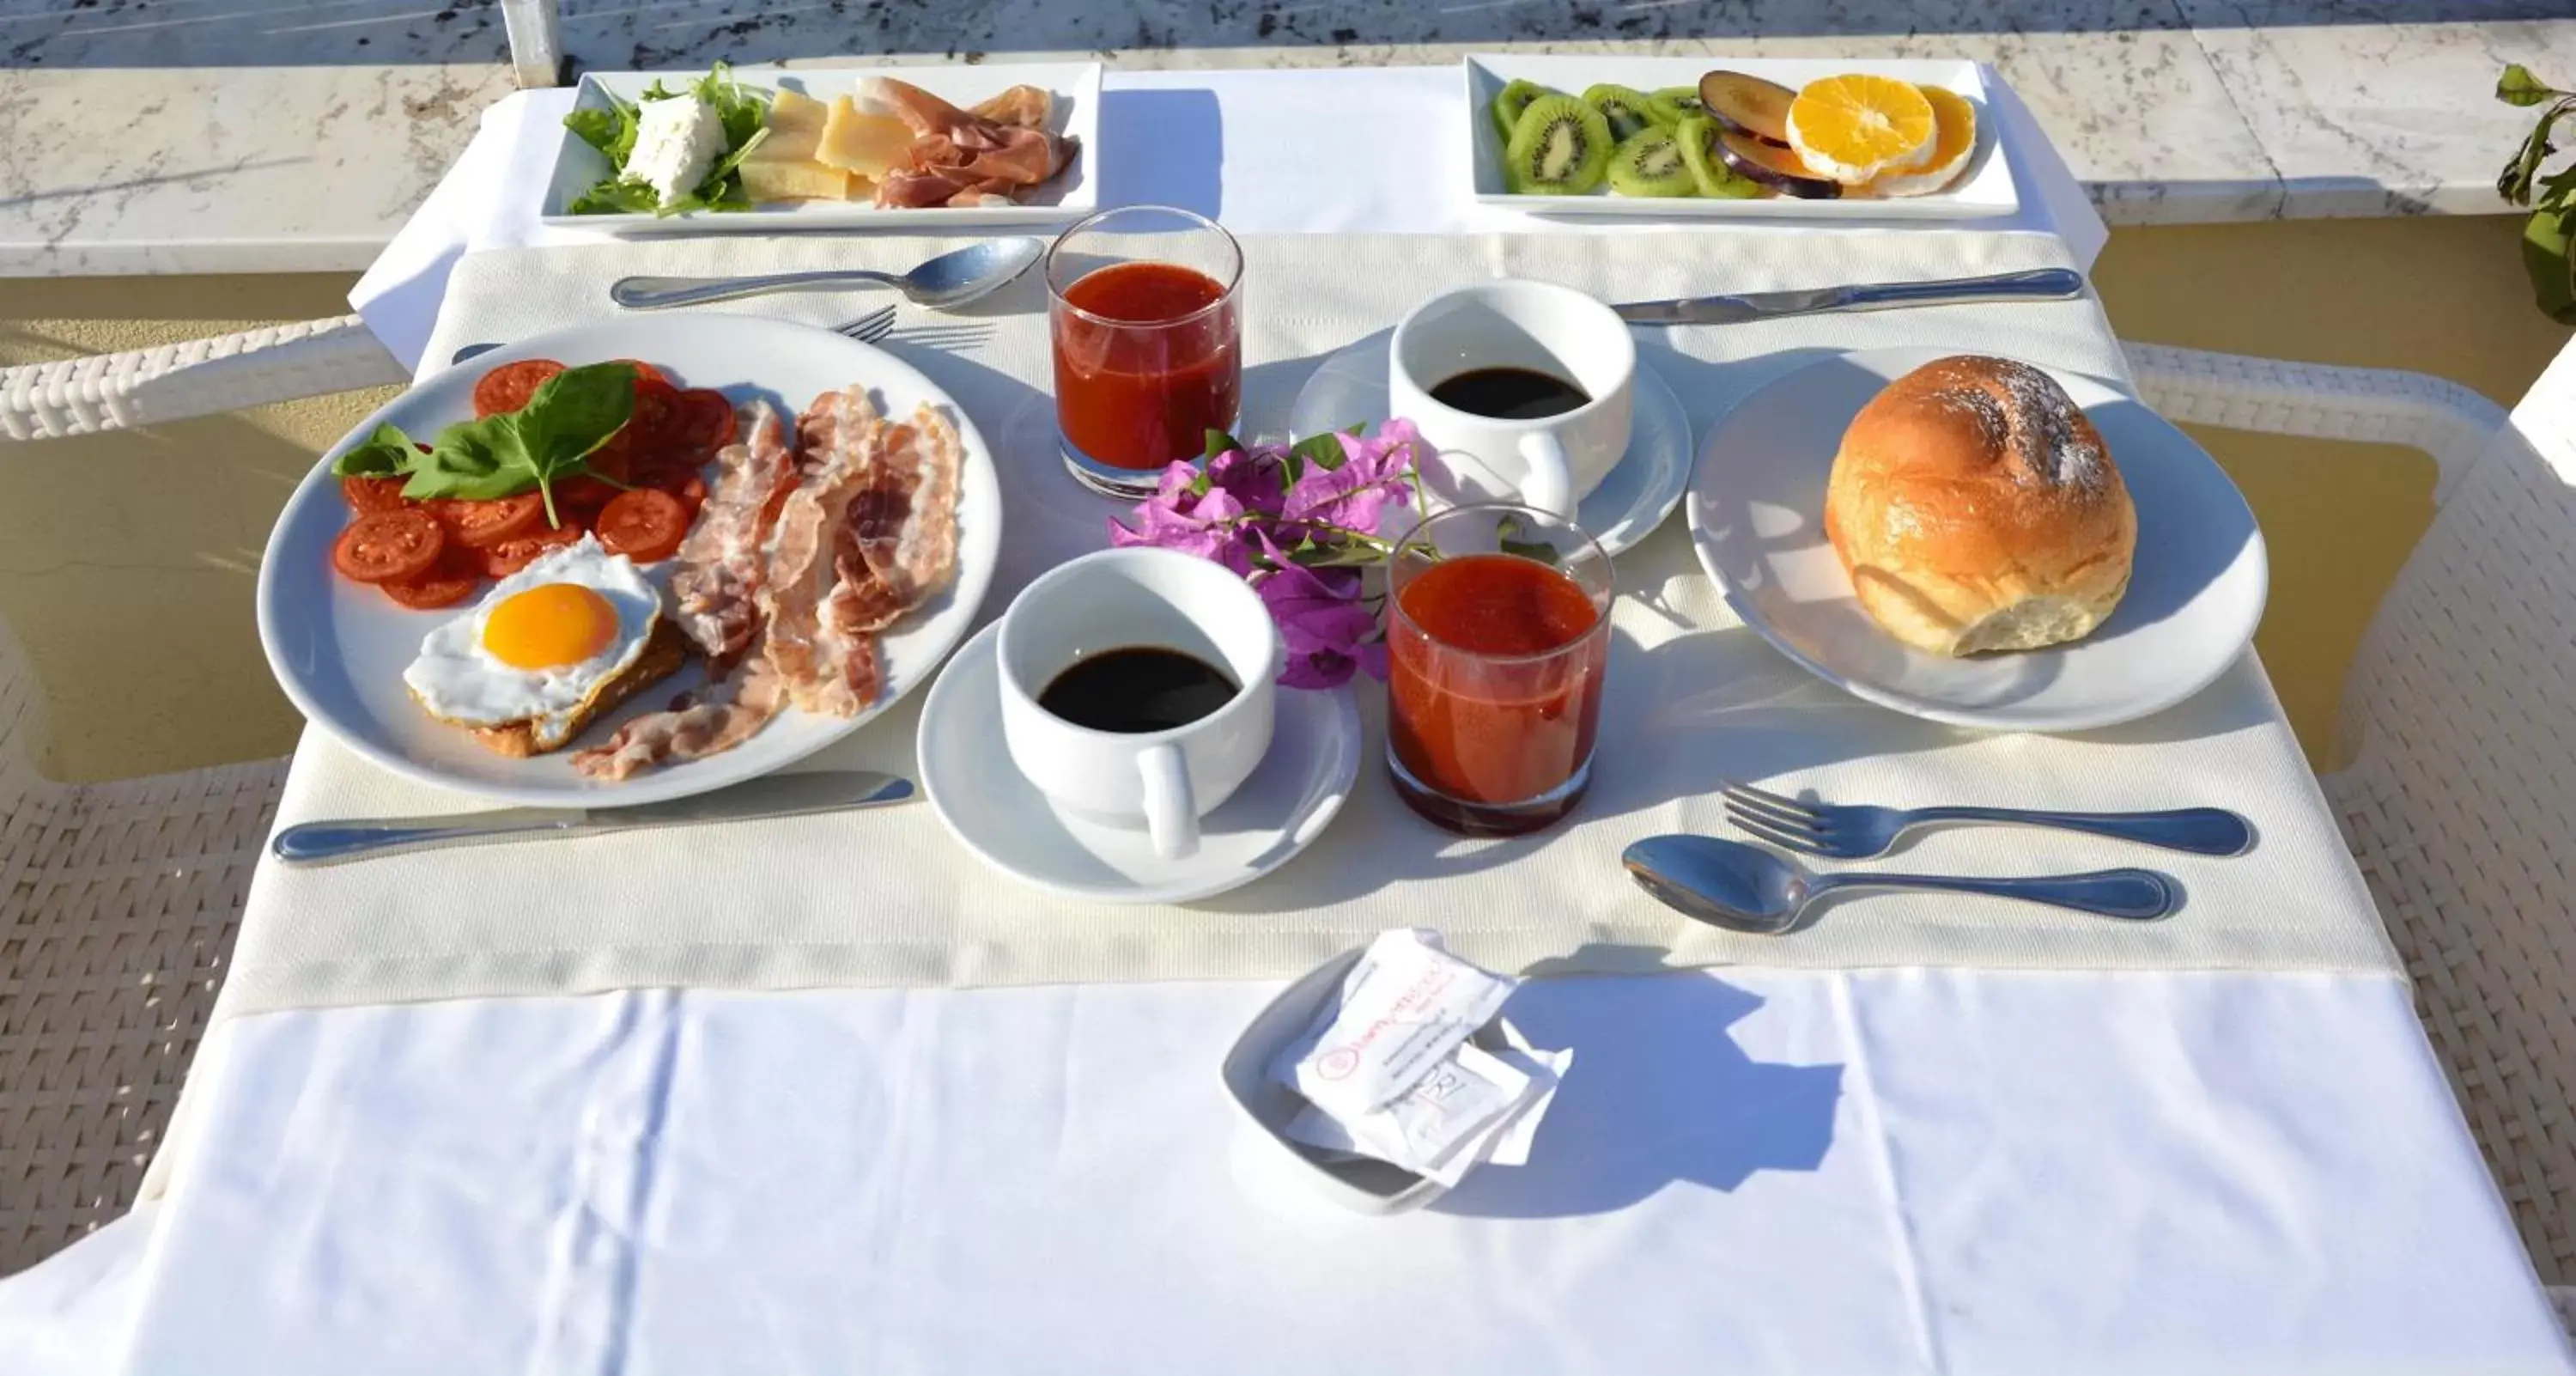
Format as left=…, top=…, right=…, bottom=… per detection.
left=270, top=770, right=916, bottom=867
left=1615, top=267, right=2086, bottom=326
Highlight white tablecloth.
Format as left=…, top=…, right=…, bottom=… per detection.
left=4, top=64, right=2565, bottom=1376
left=349, top=66, right=2109, bottom=372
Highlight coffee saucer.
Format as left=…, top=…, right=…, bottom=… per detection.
left=918, top=622, right=1364, bottom=904
left=1287, top=330, right=1692, bottom=556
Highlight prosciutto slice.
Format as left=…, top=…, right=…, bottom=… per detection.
left=870, top=76, right=1076, bottom=209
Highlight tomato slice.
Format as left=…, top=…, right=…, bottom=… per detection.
left=595, top=489, right=692, bottom=563
left=340, top=474, right=410, bottom=514
left=629, top=374, right=684, bottom=445
left=331, top=509, right=445, bottom=584
left=552, top=474, right=624, bottom=520
left=610, top=359, right=672, bottom=388
left=479, top=524, right=585, bottom=579
left=428, top=492, right=545, bottom=549
left=471, top=359, right=566, bottom=417
left=380, top=549, right=482, bottom=610
left=636, top=460, right=708, bottom=514
left=671, top=389, right=737, bottom=456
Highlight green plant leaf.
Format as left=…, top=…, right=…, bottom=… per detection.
left=1201, top=429, right=1243, bottom=460
left=2524, top=206, right=2576, bottom=325
left=1492, top=513, right=1562, bottom=565
left=2500, top=96, right=2576, bottom=205
left=2499, top=64, right=2563, bottom=108
left=1292, top=431, right=1349, bottom=472
left=569, top=177, right=663, bottom=216
left=330, top=423, right=416, bottom=477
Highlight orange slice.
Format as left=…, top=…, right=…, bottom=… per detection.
left=1785, top=74, right=1935, bottom=185
left=1868, top=87, right=1978, bottom=197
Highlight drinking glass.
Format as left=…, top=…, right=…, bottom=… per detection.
left=1384, top=502, right=1613, bottom=837
left=1046, top=205, right=1243, bottom=497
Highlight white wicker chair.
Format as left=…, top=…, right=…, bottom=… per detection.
left=2129, top=338, right=2576, bottom=1286
left=0, top=614, right=287, bottom=1274
left=0, top=315, right=407, bottom=441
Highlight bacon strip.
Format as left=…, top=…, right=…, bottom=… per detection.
left=573, top=391, right=965, bottom=780
left=668, top=402, right=796, bottom=669
left=766, top=388, right=888, bottom=716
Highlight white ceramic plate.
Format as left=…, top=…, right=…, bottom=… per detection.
left=1464, top=54, right=2016, bottom=222
left=918, top=623, right=1362, bottom=905
left=538, top=62, right=1100, bottom=233
left=1687, top=347, right=2266, bottom=732
left=258, top=315, right=1003, bottom=807
left=1287, top=329, right=1692, bottom=557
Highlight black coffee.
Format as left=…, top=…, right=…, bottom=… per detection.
left=1429, top=366, right=1590, bottom=421
left=1040, top=647, right=1238, bottom=734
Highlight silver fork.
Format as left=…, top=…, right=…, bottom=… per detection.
left=1719, top=779, right=2254, bottom=860
left=835, top=305, right=899, bottom=343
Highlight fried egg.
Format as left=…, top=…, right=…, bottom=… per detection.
left=404, top=536, right=663, bottom=750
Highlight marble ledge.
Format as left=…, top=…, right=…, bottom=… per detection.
left=4, top=12, right=2573, bottom=277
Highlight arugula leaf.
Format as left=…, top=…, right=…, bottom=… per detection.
left=331, top=423, right=416, bottom=477
left=562, top=67, right=769, bottom=217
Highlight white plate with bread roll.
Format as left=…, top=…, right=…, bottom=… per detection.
left=1687, top=349, right=2266, bottom=733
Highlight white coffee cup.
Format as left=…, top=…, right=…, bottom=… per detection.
left=997, top=547, right=1279, bottom=860
left=1388, top=278, right=1636, bottom=521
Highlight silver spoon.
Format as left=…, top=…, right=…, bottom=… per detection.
left=1621, top=834, right=2178, bottom=934
left=609, top=236, right=1046, bottom=312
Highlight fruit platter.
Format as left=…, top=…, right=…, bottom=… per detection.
left=1462, top=55, right=2016, bottom=222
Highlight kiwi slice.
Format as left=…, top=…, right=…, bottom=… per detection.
left=1675, top=114, right=1761, bottom=198
left=1645, top=86, right=1704, bottom=127
left=1491, top=79, right=1558, bottom=137
left=1504, top=94, right=1613, bottom=194
left=1583, top=83, right=1668, bottom=142
left=1606, top=126, right=1697, bottom=198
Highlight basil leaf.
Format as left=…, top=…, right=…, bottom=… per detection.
left=331, top=422, right=416, bottom=477
left=2499, top=64, right=2563, bottom=108
left=400, top=420, right=519, bottom=501
left=513, top=363, right=636, bottom=466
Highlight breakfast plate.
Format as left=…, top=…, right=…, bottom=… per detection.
left=918, top=622, right=1362, bottom=905
left=258, top=315, right=1003, bottom=807
left=1687, top=346, right=2266, bottom=732
left=1463, top=55, right=2016, bottom=222
left=1287, top=329, right=1692, bottom=557
left=538, top=61, right=1100, bottom=233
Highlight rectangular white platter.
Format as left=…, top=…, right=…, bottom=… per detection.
left=1463, top=54, right=2017, bottom=222
left=539, top=61, right=1102, bottom=234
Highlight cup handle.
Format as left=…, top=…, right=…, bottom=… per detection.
left=1514, top=433, right=1577, bottom=520
left=1139, top=743, right=1200, bottom=860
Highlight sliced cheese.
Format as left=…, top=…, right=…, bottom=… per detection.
left=740, top=158, right=858, bottom=203
left=815, top=95, right=914, bottom=179
left=750, top=88, right=829, bottom=164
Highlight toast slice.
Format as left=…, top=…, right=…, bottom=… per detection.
left=470, top=618, right=693, bottom=759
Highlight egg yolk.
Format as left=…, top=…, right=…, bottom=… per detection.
left=483, top=583, right=618, bottom=669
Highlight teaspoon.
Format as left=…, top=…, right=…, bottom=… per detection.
left=610, top=236, right=1046, bottom=312
left=1621, top=834, right=2178, bottom=934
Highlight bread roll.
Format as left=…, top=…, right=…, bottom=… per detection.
left=1823, top=355, right=2135, bottom=656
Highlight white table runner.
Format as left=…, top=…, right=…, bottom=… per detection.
left=210, top=228, right=2397, bottom=1030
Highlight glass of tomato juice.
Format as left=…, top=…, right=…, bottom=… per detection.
left=1045, top=205, right=1243, bottom=497
left=1384, top=502, right=1613, bottom=837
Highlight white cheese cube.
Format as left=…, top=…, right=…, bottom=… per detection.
left=629, top=94, right=727, bottom=207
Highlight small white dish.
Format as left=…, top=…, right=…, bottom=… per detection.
left=539, top=62, right=1101, bottom=234
left=1686, top=346, right=2268, bottom=733
left=1289, top=330, right=1691, bottom=557
left=918, top=621, right=1362, bottom=904
left=1461, top=54, right=2016, bottom=222
left=1219, top=947, right=1447, bottom=1215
